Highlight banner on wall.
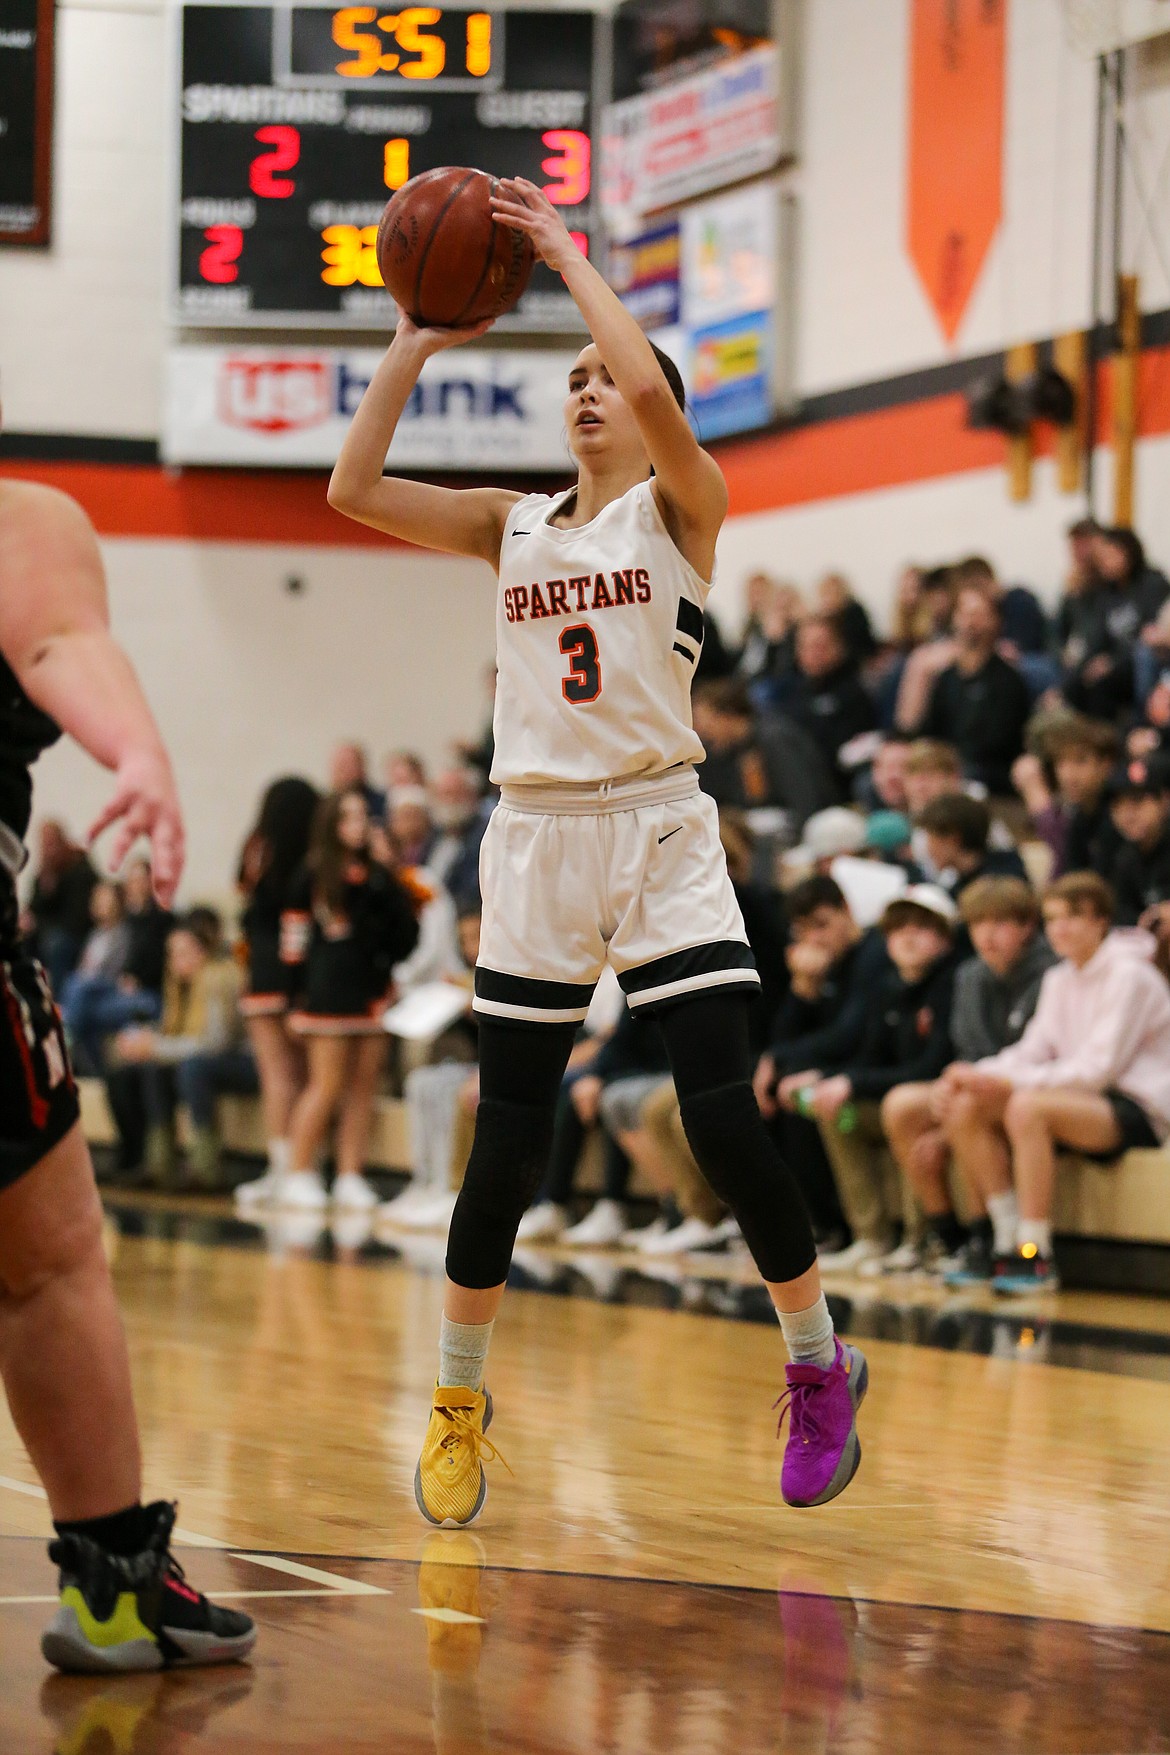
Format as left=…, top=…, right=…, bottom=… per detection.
left=609, top=220, right=681, bottom=331
left=163, top=346, right=577, bottom=469
left=600, top=46, right=786, bottom=238
left=679, top=182, right=789, bottom=439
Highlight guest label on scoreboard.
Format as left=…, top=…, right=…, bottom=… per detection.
left=175, top=4, right=598, bottom=329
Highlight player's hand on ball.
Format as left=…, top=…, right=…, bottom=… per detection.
left=393, top=310, right=494, bottom=356
left=490, top=178, right=577, bottom=274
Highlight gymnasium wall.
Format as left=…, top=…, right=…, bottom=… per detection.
left=5, top=0, right=1170, bottom=899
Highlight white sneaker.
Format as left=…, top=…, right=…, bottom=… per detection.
left=234, top=1168, right=282, bottom=1209
left=331, top=1210, right=374, bottom=1251
left=377, top=1183, right=438, bottom=1223
left=516, top=1201, right=570, bottom=1243
left=816, top=1237, right=889, bottom=1273
left=331, top=1172, right=379, bottom=1212
left=857, top=1240, right=925, bottom=1279
left=278, top=1169, right=328, bottom=1211
left=561, top=1199, right=627, bottom=1248
left=639, top=1215, right=724, bottom=1256
left=620, top=1214, right=671, bottom=1249
left=396, top=1190, right=458, bottom=1232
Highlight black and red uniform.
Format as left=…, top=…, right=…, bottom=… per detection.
left=0, top=653, right=80, bottom=1189
left=283, top=858, right=420, bottom=1036
left=239, top=880, right=298, bottom=1019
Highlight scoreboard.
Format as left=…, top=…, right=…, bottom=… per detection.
left=0, top=0, right=54, bottom=246
left=175, top=4, right=600, bottom=328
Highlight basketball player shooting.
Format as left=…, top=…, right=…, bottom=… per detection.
left=0, top=475, right=256, bottom=1671
left=329, top=176, right=868, bottom=1526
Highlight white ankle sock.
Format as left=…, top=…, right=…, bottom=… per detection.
left=987, top=1190, right=1019, bottom=1255
left=1017, top=1217, right=1053, bottom=1258
left=267, top=1138, right=290, bottom=1176
left=777, top=1295, right=837, bottom=1369
left=439, top=1315, right=494, bottom=1390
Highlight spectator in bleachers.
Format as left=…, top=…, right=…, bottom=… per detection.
left=854, top=734, right=912, bottom=815
left=942, top=872, right=1170, bottom=1294
left=232, top=776, right=320, bottom=1210
left=106, top=908, right=257, bottom=1190
left=22, top=818, right=98, bottom=990
left=387, top=785, right=435, bottom=869
left=914, top=581, right=1032, bottom=796
left=753, top=875, right=888, bottom=1253
left=770, top=614, right=877, bottom=794
left=881, top=877, right=1056, bottom=1278
left=427, top=766, right=488, bottom=903
left=693, top=678, right=837, bottom=834
left=734, top=573, right=802, bottom=686
left=812, top=573, right=878, bottom=665
left=329, top=740, right=386, bottom=821
left=1012, top=718, right=1122, bottom=880
left=893, top=566, right=960, bottom=730
left=385, top=749, right=427, bottom=791
left=61, top=857, right=171, bottom=1076
left=59, top=881, right=131, bottom=1073
left=280, top=788, right=421, bottom=1212
left=1133, top=596, right=1170, bottom=715
left=914, top=794, right=1027, bottom=904
left=1062, top=527, right=1170, bottom=720
left=795, top=886, right=962, bottom=1274
left=693, top=608, right=736, bottom=682
left=1108, top=754, right=1170, bottom=927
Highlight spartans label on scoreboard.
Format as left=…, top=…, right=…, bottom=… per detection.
left=163, top=346, right=577, bottom=469
left=174, top=4, right=596, bottom=329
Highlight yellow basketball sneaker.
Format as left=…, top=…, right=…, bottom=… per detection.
left=414, top=1384, right=508, bottom=1527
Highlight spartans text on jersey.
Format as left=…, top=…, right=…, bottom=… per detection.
left=503, top=569, right=652, bottom=625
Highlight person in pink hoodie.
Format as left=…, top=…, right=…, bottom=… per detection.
left=942, top=871, right=1170, bottom=1295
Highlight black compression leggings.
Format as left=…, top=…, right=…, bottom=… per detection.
left=445, top=992, right=817, bottom=1289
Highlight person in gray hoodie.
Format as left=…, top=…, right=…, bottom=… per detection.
left=881, top=877, right=1055, bottom=1278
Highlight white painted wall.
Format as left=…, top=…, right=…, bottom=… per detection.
left=30, top=540, right=498, bottom=901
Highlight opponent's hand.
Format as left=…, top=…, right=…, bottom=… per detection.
left=392, top=310, right=493, bottom=357
left=88, top=747, right=185, bottom=908
left=489, top=178, right=579, bottom=275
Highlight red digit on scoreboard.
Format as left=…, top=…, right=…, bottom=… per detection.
left=541, top=129, right=591, bottom=206
left=249, top=125, right=300, bottom=198
left=200, top=225, right=244, bottom=283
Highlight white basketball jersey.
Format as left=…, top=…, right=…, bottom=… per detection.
left=490, top=480, right=711, bottom=786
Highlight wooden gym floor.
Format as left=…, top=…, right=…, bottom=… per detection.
left=2, top=1193, right=1169, bottom=1754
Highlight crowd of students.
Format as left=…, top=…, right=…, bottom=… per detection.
left=20, top=515, right=1170, bottom=1297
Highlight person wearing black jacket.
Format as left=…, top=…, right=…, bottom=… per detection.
left=916, top=585, right=1032, bottom=796
left=1108, top=756, right=1170, bottom=926
left=232, top=775, right=320, bottom=1210
left=280, top=787, right=420, bottom=1212
left=693, top=677, right=838, bottom=836
left=1062, top=527, right=1170, bottom=720
left=796, top=886, right=962, bottom=1272
left=771, top=614, right=877, bottom=795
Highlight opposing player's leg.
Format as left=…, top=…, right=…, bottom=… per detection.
left=415, top=1018, right=577, bottom=1527
left=0, top=1124, right=255, bottom=1672
left=655, top=991, right=868, bottom=1508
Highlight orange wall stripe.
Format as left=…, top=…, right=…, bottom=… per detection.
left=4, top=343, right=1170, bottom=541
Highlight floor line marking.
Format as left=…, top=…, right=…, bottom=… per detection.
left=228, top=1552, right=388, bottom=1596
left=0, top=1587, right=391, bottom=1607
left=412, top=1606, right=485, bottom=1625
left=0, top=1475, right=46, bottom=1500
left=0, top=1475, right=224, bottom=1549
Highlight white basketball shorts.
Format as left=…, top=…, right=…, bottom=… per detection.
left=473, top=767, right=760, bottom=1025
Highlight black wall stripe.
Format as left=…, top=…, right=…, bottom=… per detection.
left=675, top=598, right=705, bottom=643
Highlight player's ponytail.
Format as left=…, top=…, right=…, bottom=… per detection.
left=649, top=342, right=686, bottom=413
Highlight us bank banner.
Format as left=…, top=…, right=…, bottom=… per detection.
left=163, top=346, right=577, bottom=469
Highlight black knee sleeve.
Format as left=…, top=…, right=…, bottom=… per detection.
left=445, top=1097, right=557, bottom=1289
left=678, top=1082, right=817, bottom=1284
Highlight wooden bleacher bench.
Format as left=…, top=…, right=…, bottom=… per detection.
left=78, top=1078, right=1170, bottom=1248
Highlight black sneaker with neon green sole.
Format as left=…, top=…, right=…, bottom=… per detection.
left=41, top=1501, right=256, bottom=1674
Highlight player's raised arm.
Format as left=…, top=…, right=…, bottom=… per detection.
left=0, top=483, right=184, bottom=903
left=327, top=317, right=522, bottom=567
left=490, top=179, right=728, bottom=545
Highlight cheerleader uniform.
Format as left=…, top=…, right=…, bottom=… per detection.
left=284, top=859, right=420, bottom=1036
left=239, top=875, right=298, bottom=1019
left=0, top=652, right=80, bottom=1188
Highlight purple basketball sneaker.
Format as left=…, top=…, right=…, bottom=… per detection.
left=775, top=1339, right=868, bottom=1508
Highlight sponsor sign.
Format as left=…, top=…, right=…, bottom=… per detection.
left=610, top=220, right=681, bottom=331
left=680, top=183, right=778, bottom=329
left=163, top=345, right=576, bottom=469
left=690, top=312, right=773, bottom=441
left=600, top=46, right=784, bottom=237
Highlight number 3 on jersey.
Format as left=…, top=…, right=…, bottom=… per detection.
left=560, top=624, right=602, bottom=703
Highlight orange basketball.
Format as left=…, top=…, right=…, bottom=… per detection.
left=375, top=166, right=535, bottom=327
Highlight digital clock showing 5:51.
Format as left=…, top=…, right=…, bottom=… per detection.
left=176, top=3, right=598, bottom=328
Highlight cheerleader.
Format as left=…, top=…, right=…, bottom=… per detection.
left=280, top=787, right=420, bottom=1210
left=233, top=776, right=319, bottom=1208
